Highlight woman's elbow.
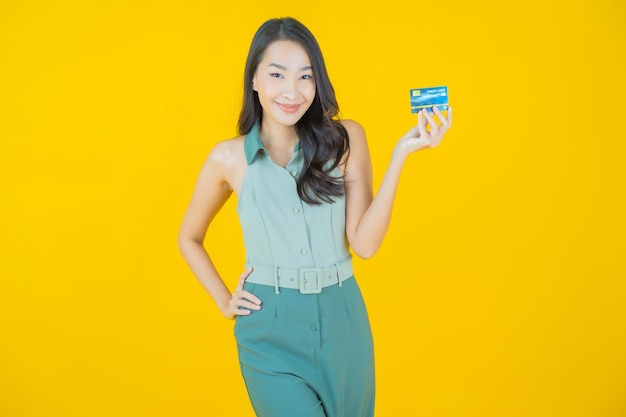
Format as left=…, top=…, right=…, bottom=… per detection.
left=177, top=232, right=189, bottom=255
left=347, top=233, right=381, bottom=260
left=351, top=245, right=379, bottom=260
left=177, top=230, right=201, bottom=255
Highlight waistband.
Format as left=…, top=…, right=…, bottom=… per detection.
left=245, top=255, right=354, bottom=294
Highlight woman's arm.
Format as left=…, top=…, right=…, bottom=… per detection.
left=343, top=107, right=452, bottom=259
left=177, top=140, right=260, bottom=319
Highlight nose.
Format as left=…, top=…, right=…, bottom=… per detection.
left=281, top=77, right=298, bottom=100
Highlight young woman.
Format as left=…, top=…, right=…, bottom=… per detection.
left=178, top=17, right=452, bottom=417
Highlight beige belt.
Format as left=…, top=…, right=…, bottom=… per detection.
left=245, top=255, right=354, bottom=294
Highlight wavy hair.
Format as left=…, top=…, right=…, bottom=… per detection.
left=237, top=17, right=349, bottom=204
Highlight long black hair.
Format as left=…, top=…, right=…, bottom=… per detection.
left=238, top=17, right=349, bottom=204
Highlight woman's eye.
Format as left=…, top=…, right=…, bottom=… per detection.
left=301, top=74, right=313, bottom=80
left=270, top=73, right=283, bottom=78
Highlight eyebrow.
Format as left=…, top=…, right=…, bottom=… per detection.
left=268, top=63, right=312, bottom=71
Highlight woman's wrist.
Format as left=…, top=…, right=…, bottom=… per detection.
left=391, top=142, right=411, bottom=165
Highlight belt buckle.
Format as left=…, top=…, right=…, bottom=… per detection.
left=299, top=268, right=322, bottom=294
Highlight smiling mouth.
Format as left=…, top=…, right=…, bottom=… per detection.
left=276, top=103, right=302, bottom=114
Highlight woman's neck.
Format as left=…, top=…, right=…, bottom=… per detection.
left=259, top=119, right=299, bottom=150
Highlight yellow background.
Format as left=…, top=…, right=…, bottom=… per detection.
left=1, top=1, right=625, bottom=416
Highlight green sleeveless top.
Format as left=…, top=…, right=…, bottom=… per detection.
left=237, top=122, right=350, bottom=269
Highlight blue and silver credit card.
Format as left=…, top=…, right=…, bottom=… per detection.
left=410, top=86, right=449, bottom=113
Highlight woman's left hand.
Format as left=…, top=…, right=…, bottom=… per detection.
left=396, top=106, right=453, bottom=156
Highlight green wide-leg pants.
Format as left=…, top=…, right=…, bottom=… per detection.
left=234, top=276, right=375, bottom=417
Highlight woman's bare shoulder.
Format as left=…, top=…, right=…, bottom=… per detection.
left=338, top=119, right=369, bottom=168
left=201, top=135, right=248, bottom=194
left=339, top=119, right=368, bottom=149
left=207, top=135, right=246, bottom=167
left=339, top=119, right=365, bottom=137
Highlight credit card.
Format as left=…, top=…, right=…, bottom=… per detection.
left=410, top=86, right=448, bottom=113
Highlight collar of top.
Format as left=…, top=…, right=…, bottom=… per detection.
left=244, top=120, right=302, bottom=165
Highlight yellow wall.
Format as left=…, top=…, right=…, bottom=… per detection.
left=1, top=1, right=625, bottom=416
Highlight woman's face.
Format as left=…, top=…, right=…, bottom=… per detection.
left=252, top=40, right=316, bottom=128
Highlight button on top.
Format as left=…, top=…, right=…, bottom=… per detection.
left=290, top=170, right=297, bottom=177
left=293, top=208, right=300, bottom=214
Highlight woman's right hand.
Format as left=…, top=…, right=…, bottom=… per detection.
left=221, top=267, right=262, bottom=320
